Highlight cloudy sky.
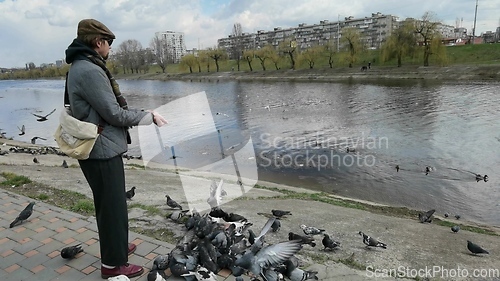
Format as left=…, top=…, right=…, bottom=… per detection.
left=0, top=0, right=498, bottom=68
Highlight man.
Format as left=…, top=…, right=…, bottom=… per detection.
left=65, top=19, right=167, bottom=279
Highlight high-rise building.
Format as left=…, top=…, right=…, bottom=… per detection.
left=155, top=31, right=186, bottom=63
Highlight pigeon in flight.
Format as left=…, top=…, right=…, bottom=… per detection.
left=234, top=239, right=303, bottom=278
left=467, top=240, right=489, bottom=255
left=207, top=179, right=224, bottom=208
left=10, top=202, right=35, bottom=228
left=322, top=234, right=340, bottom=251
left=418, top=209, right=435, bottom=223
left=126, top=186, right=136, bottom=200
left=451, top=225, right=460, bottom=233
left=32, top=108, right=56, bottom=122
left=272, top=209, right=292, bottom=218
left=359, top=231, right=387, bottom=249
left=31, top=136, right=47, bottom=144
left=166, top=195, right=182, bottom=209
left=17, top=125, right=25, bottom=136
left=300, top=224, right=325, bottom=236
left=60, top=243, right=83, bottom=259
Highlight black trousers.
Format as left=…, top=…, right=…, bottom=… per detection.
left=79, top=155, right=128, bottom=266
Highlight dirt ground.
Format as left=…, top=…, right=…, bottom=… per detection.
left=1, top=139, right=500, bottom=280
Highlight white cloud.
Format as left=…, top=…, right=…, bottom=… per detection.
left=0, top=0, right=498, bottom=68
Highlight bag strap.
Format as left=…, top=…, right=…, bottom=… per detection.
left=65, top=71, right=105, bottom=134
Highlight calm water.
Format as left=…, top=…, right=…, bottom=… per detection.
left=1, top=78, right=499, bottom=226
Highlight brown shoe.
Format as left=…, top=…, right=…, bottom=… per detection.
left=101, top=263, right=144, bottom=279
left=127, top=243, right=137, bottom=255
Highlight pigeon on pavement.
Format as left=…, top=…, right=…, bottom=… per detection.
left=359, top=231, right=387, bottom=249
left=10, top=202, right=35, bottom=228
left=322, top=234, right=340, bottom=251
left=451, top=225, right=460, bottom=233
left=271, top=218, right=281, bottom=232
left=126, top=186, right=136, bottom=200
left=467, top=240, right=489, bottom=255
left=147, top=269, right=167, bottom=281
left=283, top=258, right=319, bottom=281
left=272, top=209, right=292, bottom=218
left=300, top=224, right=325, bottom=236
left=60, top=243, right=83, bottom=259
left=166, top=195, right=183, bottom=209
left=62, top=160, right=69, bottom=168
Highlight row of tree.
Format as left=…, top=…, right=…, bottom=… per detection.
left=1, top=12, right=447, bottom=79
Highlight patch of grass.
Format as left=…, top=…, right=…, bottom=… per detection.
left=434, top=219, right=498, bottom=236
left=70, top=199, right=95, bottom=214
left=126, top=163, right=145, bottom=170
left=129, top=227, right=178, bottom=244
left=36, top=194, right=49, bottom=200
left=128, top=203, right=162, bottom=216
left=337, top=253, right=366, bottom=271
left=0, top=172, right=32, bottom=186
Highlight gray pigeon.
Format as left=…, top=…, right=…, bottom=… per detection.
left=60, top=243, right=83, bottom=259
left=451, top=225, right=460, bottom=233
left=234, top=239, right=303, bottom=278
left=272, top=209, right=292, bottom=218
left=418, top=209, right=435, bottom=223
left=126, top=186, right=136, bottom=200
left=359, top=231, right=387, bottom=249
left=289, top=232, right=316, bottom=247
left=62, top=160, right=69, bottom=168
left=467, top=240, right=489, bottom=255
left=322, top=234, right=340, bottom=251
left=10, top=202, right=35, bottom=228
left=300, top=224, right=325, bottom=236
left=166, top=195, right=183, bottom=209
left=170, top=209, right=189, bottom=222
left=153, top=254, right=170, bottom=270
left=271, top=218, right=281, bottom=232
left=283, top=258, right=319, bottom=281
left=147, top=269, right=167, bottom=281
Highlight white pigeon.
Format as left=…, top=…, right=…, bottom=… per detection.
left=300, top=224, right=325, bottom=236
left=108, top=275, right=130, bottom=281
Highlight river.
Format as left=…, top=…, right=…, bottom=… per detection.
left=0, top=78, right=499, bottom=226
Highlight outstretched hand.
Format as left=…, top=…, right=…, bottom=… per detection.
left=148, top=110, right=168, bottom=127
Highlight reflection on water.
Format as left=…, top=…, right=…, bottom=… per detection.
left=1, top=78, right=499, bottom=226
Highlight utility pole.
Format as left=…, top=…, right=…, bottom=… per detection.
left=472, top=0, right=478, bottom=44
left=337, top=14, right=340, bottom=52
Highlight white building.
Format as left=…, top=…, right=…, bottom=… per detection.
left=155, top=31, right=186, bottom=63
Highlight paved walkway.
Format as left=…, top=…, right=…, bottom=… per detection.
left=0, top=186, right=384, bottom=281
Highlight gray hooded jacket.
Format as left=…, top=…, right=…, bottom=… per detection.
left=65, top=40, right=152, bottom=159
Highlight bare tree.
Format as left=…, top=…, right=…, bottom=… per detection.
left=413, top=12, right=441, bottom=66
left=242, top=49, right=255, bottom=71
left=231, top=23, right=244, bottom=71
left=150, top=34, right=168, bottom=73
left=279, top=39, right=297, bottom=69
left=323, top=39, right=338, bottom=68
left=254, top=45, right=274, bottom=71
left=340, top=27, right=363, bottom=67
left=208, top=48, right=227, bottom=72
left=116, top=39, right=143, bottom=73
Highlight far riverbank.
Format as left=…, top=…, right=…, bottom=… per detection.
left=118, top=64, right=500, bottom=82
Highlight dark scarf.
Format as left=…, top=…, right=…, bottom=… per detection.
left=86, top=54, right=128, bottom=110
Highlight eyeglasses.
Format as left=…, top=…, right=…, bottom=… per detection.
left=102, top=38, right=113, bottom=46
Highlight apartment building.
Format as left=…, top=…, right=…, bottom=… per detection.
left=218, top=12, right=462, bottom=53
left=218, top=12, right=400, bottom=52
left=155, top=31, right=186, bottom=63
